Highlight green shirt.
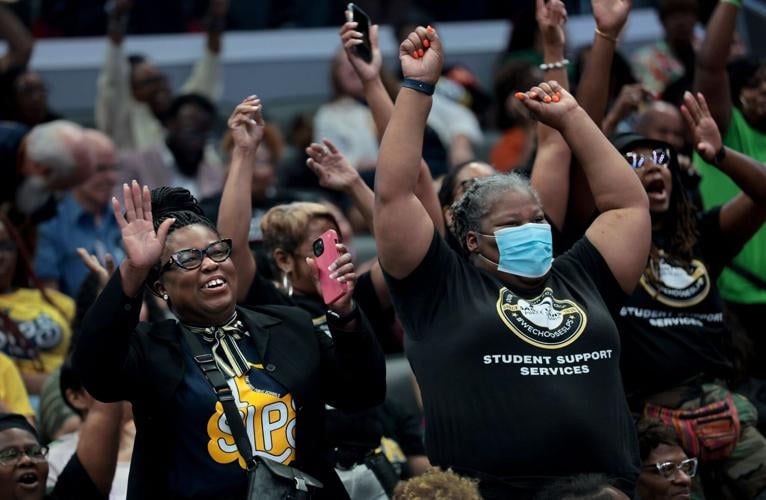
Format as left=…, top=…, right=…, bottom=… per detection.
left=694, top=108, right=766, bottom=304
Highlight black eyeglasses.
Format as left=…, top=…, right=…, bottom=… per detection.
left=161, top=239, right=232, bottom=273
left=0, top=445, right=49, bottom=466
left=625, top=148, right=671, bottom=169
left=644, top=457, right=698, bottom=479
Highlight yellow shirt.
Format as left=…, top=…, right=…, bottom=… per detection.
left=0, top=351, right=33, bottom=416
left=0, top=288, right=74, bottom=375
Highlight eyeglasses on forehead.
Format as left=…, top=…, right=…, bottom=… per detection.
left=160, top=239, right=232, bottom=273
left=625, top=148, right=671, bottom=169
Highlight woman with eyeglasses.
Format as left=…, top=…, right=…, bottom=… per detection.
left=613, top=93, right=766, bottom=497
left=635, top=418, right=696, bottom=500
left=72, top=99, right=385, bottom=500
left=540, top=90, right=766, bottom=496
left=0, top=404, right=124, bottom=499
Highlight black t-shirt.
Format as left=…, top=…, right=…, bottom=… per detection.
left=618, top=208, right=739, bottom=401
left=383, top=230, right=639, bottom=491
left=47, top=453, right=105, bottom=500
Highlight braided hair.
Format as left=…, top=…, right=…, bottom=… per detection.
left=145, top=187, right=218, bottom=293
left=612, top=134, right=699, bottom=284
left=450, top=174, right=541, bottom=254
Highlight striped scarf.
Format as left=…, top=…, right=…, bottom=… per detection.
left=183, top=313, right=251, bottom=378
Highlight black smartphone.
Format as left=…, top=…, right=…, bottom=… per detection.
left=347, top=3, right=373, bottom=63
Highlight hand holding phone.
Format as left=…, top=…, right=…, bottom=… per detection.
left=312, top=229, right=350, bottom=306
left=346, top=3, right=373, bottom=63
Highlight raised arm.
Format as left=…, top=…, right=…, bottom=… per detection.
left=74, top=401, right=124, bottom=495
left=375, top=27, right=442, bottom=279
left=0, top=4, right=33, bottom=72
left=75, top=182, right=174, bottom=402
left=217, top=96, right=264, bottom=302
left=340, top=19, right=391, bottom=142
left=96, top=0, right=133, bottom=148
left=530, top=0, right=572, bottom=231
left=694, top=0, right=739, bottom=134
left=181, top=0, right=226, bottom=101
left=600, top=83, right=650, bottom=137
left=340, top=18, right=445, bottom=235
left=205, top=0, right=227, bottom=55
left=576, top=0, right=632, bottom=125
left=519, top=83, right=651, bottom=292
left=681, top=91, right=766, bottom=249
left=307, top=139, right=374, bottom=232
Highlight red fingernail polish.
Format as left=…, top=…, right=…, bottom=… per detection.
left=412, top=51, right=420, bottom=59
left=514, top=92, right=525, bottom=100
left=552, top=95, right=560, bottom=103
left=417, top=48, right=425, bottom=57
left=423, top=39, right=430, bottom=48
left=555, top=92, right=561, bottom=98
left=427, top=25, right=434, bottom=32
left=543, top=96, right=552, bottom=103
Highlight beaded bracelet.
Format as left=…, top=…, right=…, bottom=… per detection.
left=539, top=59, right=570, bottom=71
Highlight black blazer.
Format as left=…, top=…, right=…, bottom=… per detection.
left=74, top=271, right=386, bottom=500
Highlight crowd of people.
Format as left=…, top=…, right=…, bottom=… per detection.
left=1, top=0, right=766, bottom=498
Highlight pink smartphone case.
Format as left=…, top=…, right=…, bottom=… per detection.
left=314, top=230, right=348, bottom=305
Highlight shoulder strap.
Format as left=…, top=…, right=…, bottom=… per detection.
left=181, top=327, right=257, bottom=470
left=727, top=262, right=766, bottom=291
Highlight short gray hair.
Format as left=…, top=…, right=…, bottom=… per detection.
left=450, top=173, right=541, bottom=253
left=25, top=120, right=85, bottom=183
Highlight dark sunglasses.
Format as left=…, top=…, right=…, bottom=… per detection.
left=160, top=239, right=232, bottom=274
left=625, top=148, right=671, bottom=169
left=644, top=457, right=698, bottom=479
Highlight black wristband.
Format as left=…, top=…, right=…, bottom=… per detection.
left=713, top=146, right=727, bottom=166
left=327, top=302, right=359, bottom=326
left=402, top=78, right=435, bottom=96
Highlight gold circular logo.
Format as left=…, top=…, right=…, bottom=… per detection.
left=496, top=287, right=587, bottom=349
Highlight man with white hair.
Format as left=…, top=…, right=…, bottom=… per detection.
left=34, top=130, right=124, bottom=296
left=8, top=120, right=95, bottom=219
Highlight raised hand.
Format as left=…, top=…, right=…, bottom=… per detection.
left=307, top=244, right=357, bottom=316
left=340, top=18, right=382, bottom=83
left=537, top=0, right=568, bottom=48
left=612, top=83, right=651, bottom=117
left=591, top=0, right=632, bottom=40
left=77, top=248, right=116, bottom=290
left=515, top=81, right=579, bottom=131
left=399, top=26, right=443, bottom=85
left=112, top=181, right=175, bottom=272
left=227, top=95, right=264, bottom=154
left=305, top=140, right=361, bottom=192
left=680, top=91, right=723, bottom=163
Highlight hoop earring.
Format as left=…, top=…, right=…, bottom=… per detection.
left=281, top=273, right=294, bottom=297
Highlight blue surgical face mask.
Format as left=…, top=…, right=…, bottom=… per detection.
left=477, top=222, right=553, bottom=278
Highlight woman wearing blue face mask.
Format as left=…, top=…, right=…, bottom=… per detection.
left=373, top=19, right=651, bottom=500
